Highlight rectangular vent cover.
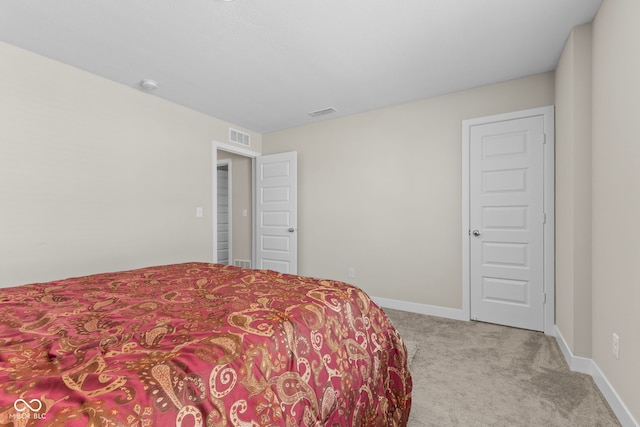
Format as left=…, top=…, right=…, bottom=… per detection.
left=233, top=259, right=252, bottom=269
left=308, top=107, right=337, bottom=118
left=229, top=128, right=251, bottom=146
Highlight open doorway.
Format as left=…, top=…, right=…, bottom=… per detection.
left=212, top=142, right=298, bottom=274
left=216, top=160, right=231, bottom=265
left=216, top=149, right=253, bottom=267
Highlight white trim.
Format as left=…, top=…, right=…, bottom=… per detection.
left=216, top=159, right=232, bottom=264
left=542, top=109, right=555, bottom=335
left=212, top=140, right=261, bottom=264
left=553, top=326, right=594, bottom=374
left=372, top=296, right=468, bottom=321
left=592, top=364, right=639, bottom=427
left=461, top=121, right=471, bottom=319
left=251, top=157, right=256, bottom=266
left=373, top=300, right=638, bottom=427
left=214, top=141, right=261, bottom=158
left=461, top=105, right=555, bottom=334
left=554, top=326, right=639, bottom=427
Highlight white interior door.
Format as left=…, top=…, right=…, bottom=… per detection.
left=469, top=115, right=546, bottom=331
left=255, top=151, right=297, bottom=274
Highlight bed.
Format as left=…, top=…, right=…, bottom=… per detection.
left=0, top=263, right=412, bottom=426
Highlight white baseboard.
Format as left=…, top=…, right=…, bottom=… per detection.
left=372, top=296, right=468, bottom=321
left=554, top=326, right=639, bottom=427
left=375, top=302, right=638, bottom=426
left=553, top=327, right=594, bottom=374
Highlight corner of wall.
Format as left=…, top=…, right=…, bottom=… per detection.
left=553, top=21, right=593, bottom=360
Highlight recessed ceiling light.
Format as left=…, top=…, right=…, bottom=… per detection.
left=140, top=79, right=159, bottom=91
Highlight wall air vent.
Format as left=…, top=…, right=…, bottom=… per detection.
left=308, top=107, right=337, bottom=118
left=229, top=128, right=251, bottom=146
left=233, top=259, right=252, bottom=269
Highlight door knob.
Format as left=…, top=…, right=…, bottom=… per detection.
left=288, top=228, right=295, bottom=233
left=472, top=230, right=481, bottom=236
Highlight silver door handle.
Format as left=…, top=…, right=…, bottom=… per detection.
left=472, top=230, right=481, bottom=236
left=288, top=228, right=295, bottom=233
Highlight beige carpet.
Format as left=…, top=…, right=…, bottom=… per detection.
left=384, top=308, right=620, bottom=427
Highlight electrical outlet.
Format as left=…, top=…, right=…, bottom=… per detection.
left=612, top=333, right=619, bottom=359
left=348, top=267, right=355, bottom=278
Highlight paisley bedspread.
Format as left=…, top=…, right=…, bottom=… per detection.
left=0, top=263, right=412, bottom=426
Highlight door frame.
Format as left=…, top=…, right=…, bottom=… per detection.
left=216, top=159, right=232, bottom=264
left=212, top=141, right=260, bottom=265
left=461, top=106, right=555, bottom=335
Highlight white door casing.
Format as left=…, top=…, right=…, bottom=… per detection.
left=462, top=106, right=554, bottom=334
left=255, top=151, right=298, bottom=274
left=212, top=142, right=260, bottom=266
left=212, top=143, right=298, bottom=274
left=216, top=160, right=231, bottom=265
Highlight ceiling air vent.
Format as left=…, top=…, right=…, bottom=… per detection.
left=229, top=128, right=250, bottom=146
left=308, top=107, right=337, bottom=118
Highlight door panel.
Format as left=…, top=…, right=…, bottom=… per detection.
left=481, top=277, right=529, bottom=305
left=482, top=242, right=528, bottom=267
left=470, top=116, right=545, bottom=331
left=255, top=152, right=297, bottom=274
left=482, top=206, right=528, bottom=230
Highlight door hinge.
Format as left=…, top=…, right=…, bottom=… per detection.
left=543, top=133, right=547, bottom=144
left=543, top=213, right=547, bottom=224
left=543, top=293, right=547, bottom=304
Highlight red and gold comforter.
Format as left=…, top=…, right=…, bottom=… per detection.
left=0, top=263, right=411, bottom=426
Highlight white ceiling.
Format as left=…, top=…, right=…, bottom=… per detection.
left=1, top=0, right=602, bottom=133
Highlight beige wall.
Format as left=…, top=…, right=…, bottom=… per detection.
left=263, top=73, right=554, bottom=308
left=555, top=24, right=593, bottom=358
left=0, top=42, right=260, bottom=287
left=2, top=7, right=638, bottom=421
left=216, top=151, right=253, bottom=262
left=591, top=0, right=640, bottom=421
